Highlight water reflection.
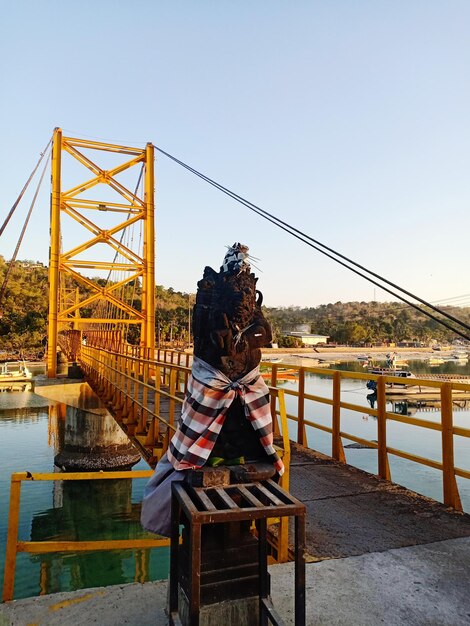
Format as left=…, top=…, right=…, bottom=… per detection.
left=0, top=391, right=167, bottom=600
left=366, top=391, right=377, bottom=409
left=30, top=478, right=150, bottom=593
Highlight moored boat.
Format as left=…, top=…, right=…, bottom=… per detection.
left=261, top=356, right=283, bottom=363
left=0, top=361, right=32, bottom=382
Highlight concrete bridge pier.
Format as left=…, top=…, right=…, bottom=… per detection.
left=35, top=380, right=141, bottom=471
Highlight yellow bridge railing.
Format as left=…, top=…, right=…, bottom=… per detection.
left=80, top=344, right=469, bottom=513
left=262, top=362, right=470, bottom=512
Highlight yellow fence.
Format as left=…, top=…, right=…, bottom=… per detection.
left=80, top=345, right=470, bottom=513
left=262, top=362, right=470, bottom=512
left=2, top=469, right=166, bottom=603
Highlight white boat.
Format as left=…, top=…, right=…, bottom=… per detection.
left=261, top=356, right=283, bottom=363
left=0, top=361, right=32, bottom=382
left=450, top=351, right=468, bottom=361
left=367, top=369, right=470, bottom=396
left=427, top=357, right=445, bottom=365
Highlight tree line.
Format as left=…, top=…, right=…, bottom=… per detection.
left=265, top=301, right=470, bottom=347
left=1, top=256, right=468, bottom=353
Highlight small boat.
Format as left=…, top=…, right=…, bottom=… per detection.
left=366, top=369, right=417, bottom=394
left=261, top=368, right=298, bottom=381
left=367, top=367, right=414, bottom=379
left=357, top=354, right=371, bottom=362
left=427, top=357, right=445, bottom=365
left=0, top=361, right=32, bottom=382
left=450, top=351, right=468, bottom=361
left=261, top=356, right=283, bottom=363
left=367, top=370, right=470, bottom=396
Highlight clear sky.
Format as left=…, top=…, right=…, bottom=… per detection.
left=1, top=1, right=469, bottom=308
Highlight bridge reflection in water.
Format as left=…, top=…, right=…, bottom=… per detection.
left=30, top=475, right=150, bottom=594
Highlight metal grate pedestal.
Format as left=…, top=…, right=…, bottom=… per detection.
left=169, top=479, right=306, bottom=626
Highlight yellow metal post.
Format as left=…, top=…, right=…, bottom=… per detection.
left=297, top=368, right=306, bottom=445
left=3, top=474, right=24, bottom=602
left=332, top=370, right=346, bottom=463
left=144, top=142, right=156, bottom=353
left=47, top=127, right=62, bottom=377
left=377, top=376, right=391, bottom=480
left=441, top=383, right=462, bottom=511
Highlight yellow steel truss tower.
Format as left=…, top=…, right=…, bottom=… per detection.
left=47, top=128, right=155, bottom=377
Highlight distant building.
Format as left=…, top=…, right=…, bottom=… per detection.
left=292, top=323, right=311, bottom=334
left=282, top=332, right=329, bottom=346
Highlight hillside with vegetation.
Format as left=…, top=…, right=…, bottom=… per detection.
left=266, top=301, right=470, bottom=347
left=1, top=256, right=469, bottom=353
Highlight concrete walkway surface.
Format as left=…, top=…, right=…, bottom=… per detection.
left=1, top=536, right=469, bottom=626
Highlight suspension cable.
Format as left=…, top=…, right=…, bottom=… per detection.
left=0, top=149, right=52, bottom=307
left=153, top=145, right=470, bottom=340
left=0, top=136, right=52, bottom=238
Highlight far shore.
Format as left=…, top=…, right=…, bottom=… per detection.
left=260, top=345, right=462, bottom=362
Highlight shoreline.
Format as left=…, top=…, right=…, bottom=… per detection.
left=260, top=346, right=461, bottom=362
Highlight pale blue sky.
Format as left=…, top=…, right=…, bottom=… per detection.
left=1, top=1, right=469, bottom=307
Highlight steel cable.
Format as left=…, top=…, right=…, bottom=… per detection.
left=0, top=149, right=52, bottom=306
left=153, top=145, right=470, bottom=341
left=0, top=137, right=52, bottom=238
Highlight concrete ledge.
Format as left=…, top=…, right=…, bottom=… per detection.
left=2, top=537, right=469, bottom=625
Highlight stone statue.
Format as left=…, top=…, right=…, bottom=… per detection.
left=141, top=243, right=283, bottom=537
left=193, top=243, right=272, bottom=380
left=190, top=244, right=274, bottom=462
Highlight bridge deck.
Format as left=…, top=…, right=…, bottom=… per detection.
left=288, top=443, right=470, bottom=560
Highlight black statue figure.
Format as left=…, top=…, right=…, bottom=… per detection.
left=140, top=244, right=283, bottom=537
left=193, top=244, right=272, bottom=380
left=192, top=243, right=273, bottom=461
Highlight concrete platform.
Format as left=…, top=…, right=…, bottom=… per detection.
left=1, top=536, right=469, bottom=625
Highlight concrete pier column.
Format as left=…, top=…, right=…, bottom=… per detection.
left=53, top=383, right=141, bottom=471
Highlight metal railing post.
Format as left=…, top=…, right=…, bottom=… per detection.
left=441, top=383, right=462, bottom=511
left=3, top=473, right=24, bottom=602
left=169, top=368, right=177, bottom=428
left=297, top=367, right=307, bottom=446
left=377, top=376, right=391, bottom=480
left=332, top=371, right=346, bottom=462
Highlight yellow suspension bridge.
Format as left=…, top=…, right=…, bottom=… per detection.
left=1, top=130, right=470, bottom=623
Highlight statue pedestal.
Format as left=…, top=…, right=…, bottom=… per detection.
left=168, top=470, right=306, bottom=626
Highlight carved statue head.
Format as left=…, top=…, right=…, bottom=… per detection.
left=192, top=243, right=272, bottom=378
left=215, top=270, right=258, bottom=329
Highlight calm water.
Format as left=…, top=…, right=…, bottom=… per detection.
left=273, top=357, right=470, bottom=512
left=0, top=373, right=168, bottom=600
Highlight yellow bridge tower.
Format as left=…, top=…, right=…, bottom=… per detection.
left=47, top=128, right=155, bottom=376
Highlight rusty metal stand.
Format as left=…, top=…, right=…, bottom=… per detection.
left=169, top=479, right=306, bottom=626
